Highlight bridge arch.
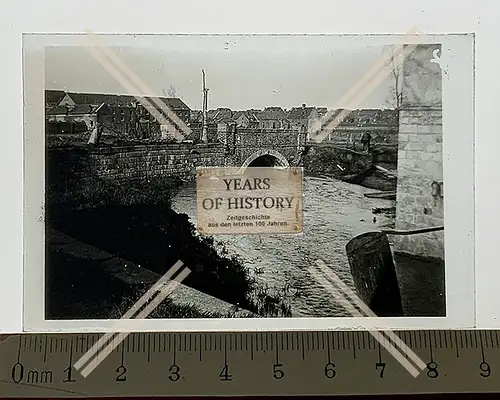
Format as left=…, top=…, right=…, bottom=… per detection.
left=240, top=149, right=290, bottom=169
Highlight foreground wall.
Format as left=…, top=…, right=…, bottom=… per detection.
left=393, top=44, right=444, bottom=260
left=47, top=143, right=226, bottom=191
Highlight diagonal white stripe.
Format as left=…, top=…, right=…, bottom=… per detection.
left=84, top=32, right=192, bottom=141
left=311, top=29, right=424, bottom=143
left=79, top=267, right=191, bottom=378
left=313, top=260, right=426, bottom=371
left=308, top=265, right=421, bottom=377
left=73, top=260, right=184, bottom=371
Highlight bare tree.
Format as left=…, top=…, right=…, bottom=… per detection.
left=386, top=45, right=404, bottom=109
left=162, top=84, right=178, bottom=98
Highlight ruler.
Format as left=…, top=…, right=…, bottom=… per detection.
left=0, top=331, right=499, bottom=397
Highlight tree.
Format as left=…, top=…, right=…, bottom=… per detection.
left=163, top=84, right=178, bottom=98
left=386, top=45, right=404, bottom=109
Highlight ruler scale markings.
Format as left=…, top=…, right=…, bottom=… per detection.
left=487, top=331, right=493, bottom=348
left=461, top=331, right=468, bottom=349
left=352, top=333, right=356, bottom=360
left=147, top=335, right=151, bottom=362
left=43, top=337, right=48, bottom=363
left=173, top=335, right=177, bottom=366
left=495, top=332, right=500, bottom=348
left=199, top=335, right=203, bottom=362
left=454, top=331, right=460, bottom=358
left=470, top=331, right=476, bottom=348
left=49, top=337, right=53, bottom=354
left=443, top=331, right=449, bottom=349
left=6, top=330, right=500, bottom=395
left=250, top=334, right=254, bottom=361
left=458, top=331, right=463, bottom=349
left=437, top=331, right=443, bottom=349
left=275, top=333, right=280, bottom=364
left=301, top=333, right=306, bottom=360
left=429, top=334, right=434, bottom=363
left=327, top=332, right=332, bottom=363
left=479, top=332, right=485, bottom=362
left=120, top=341, right=125, bottom=365
left=16, top=336, right=21, bottom=363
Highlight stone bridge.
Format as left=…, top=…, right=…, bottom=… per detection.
left=221, top=126, right=307, bottom=168
left=47, top=127, right=308, bottom=190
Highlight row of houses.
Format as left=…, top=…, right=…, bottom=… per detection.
left=193, top=105, right=398, bottom=132
left=45, top=90, right=399, bottom=143
left=45, top=90, right=191, bottom=139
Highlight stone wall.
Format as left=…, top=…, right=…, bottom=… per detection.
left=47, top=143, right=226, bottom=191
left=393, top=44, right=444, bottom=260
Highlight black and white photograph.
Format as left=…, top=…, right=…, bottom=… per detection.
left=22, top=33, right=475, bottom=331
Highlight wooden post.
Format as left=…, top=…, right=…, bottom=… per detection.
left=346, top=232, right=404, bottom=317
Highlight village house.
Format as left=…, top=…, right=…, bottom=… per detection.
left=46, top=91, right=192, bottom=140
left=234, top=110, right=260, bottom=129
left=45, top=103, right=112, bottom=135
left=255, top=107, right=292, bottom=130
left=287, top=104, right=323, bottom=134
left=45, top=90, right=66, bottom=112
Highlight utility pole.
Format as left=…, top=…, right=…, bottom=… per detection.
left=201, top=69, right=209, bottom=143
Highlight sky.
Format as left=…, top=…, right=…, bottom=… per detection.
left=44, top=35, right=399, bottom=111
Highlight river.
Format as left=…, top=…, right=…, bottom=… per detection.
left=171, top=176, right=395, bottom=318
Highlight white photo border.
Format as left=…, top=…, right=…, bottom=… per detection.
left=22, top=32, right=475, bottom=333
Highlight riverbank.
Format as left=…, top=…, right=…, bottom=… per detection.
left=45, top=175, right=292, bottom=319
left=46, top=229, right=257, bottom=319
left=301, top=144, right=397, bottom=191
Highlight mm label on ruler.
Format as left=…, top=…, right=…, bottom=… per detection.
left=0, top=331, right=499, bottom=397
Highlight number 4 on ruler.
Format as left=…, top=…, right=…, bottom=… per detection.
left=220, top=364, right=232, bottom=381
